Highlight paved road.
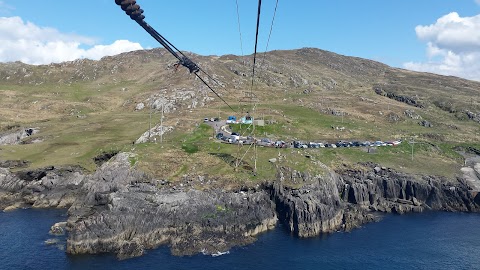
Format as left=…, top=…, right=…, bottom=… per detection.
left=204, top=120, right=228, bottom=135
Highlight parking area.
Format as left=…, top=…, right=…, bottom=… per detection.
left=205, top=118, right=402, bottom=149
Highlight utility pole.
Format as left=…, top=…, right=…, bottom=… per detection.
left=160, top=102, right=164, bottom=144
left=253, top=142, right=257, bottom=176
left=409, top=137, right=415, bottom=161
left=149, top=101, right=152, bottom=142
left=253, top=117, right=257, bottom=176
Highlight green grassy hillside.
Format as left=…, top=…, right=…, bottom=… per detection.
left=1, top=48, right=479, bottom=185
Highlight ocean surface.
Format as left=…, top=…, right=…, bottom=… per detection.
left=1, top=209, right=479, bottom=270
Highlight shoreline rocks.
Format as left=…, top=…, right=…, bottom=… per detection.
left=67, top=188, right=277, bottom=259
left=1, top=154, right=479, bottom=259
left=270, top=163, right=479, bottom=238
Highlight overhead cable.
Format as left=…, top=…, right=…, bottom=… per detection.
left=114, top=0, right=235, bottom=112
left=250, top=0, right=262, bottom=92
left=235, top=0, right=245, bottom=57
left=260, top=0, right=279, bottom=67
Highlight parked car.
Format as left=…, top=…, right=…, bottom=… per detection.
left=294, top=141, right=308, bottom=148
left=373, top=141, right=386, bottom=147
left=308, top=142, right=320, bottom=148
left=361, top=141, right=371, bottom=147
left=275, top=141, right=286, bottom=148
left=258, top=138, right=273, bottom=147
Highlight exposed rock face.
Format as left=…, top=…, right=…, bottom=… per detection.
left=271, top=168, right=345, bottom=237
left=0, top=127, right=38, bottom=145
left=271, top=167, right=376, bottom=237
left=374, top=87, right=424, bottom=108
left=50, top=222, right=67, bottom=235
left=419, top=120, right=433, bottom=128
left=270, top=163, right=479, bottom=239
left=465, top=110, right=480, bottom=124
left=67, top=188, right=277, bottom=259
left=1, top=154, right=479, bottom=260
left=135, top=125, right=174, bottom=144
left=63, top=153, right=277, bottom=259
left=0, top=160, right=29, bottom=169
left=404, top=109, right=422, bottom=120
left=339, top=164, right=478, bottom=213
left=0, top=153, right=276, bottom=259
left=0, top=165, right=84, bottom=210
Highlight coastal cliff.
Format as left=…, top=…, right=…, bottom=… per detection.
left=0, top=165, right=83, bottom=211
left=1, top=154, right=479, bottom=259
left=270, top=166, right=377, bottom=237
left=339, top=164, right=479, bottom=213
left=270, top=163, right=479, bottom=239
left=0, top=153, right=277, bottom=259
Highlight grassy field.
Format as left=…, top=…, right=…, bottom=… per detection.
left=1, top=48, right=479, bottom=184
left=1, top=93, right=478, bottom=182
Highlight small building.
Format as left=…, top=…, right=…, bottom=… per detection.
left=240, top=116, right=253, bottom=124
left=226, top=116, right=237, bottom=124
left=240, top=112, right=253, bottom=124
left=253, top=119, right=265, bottom=126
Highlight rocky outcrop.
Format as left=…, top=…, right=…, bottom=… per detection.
left=271, top=167, right=376, bottom=237
left=67, top=188, right=276, bottom=259
left=2, top=153, right=480, bottom=260
left=271, top=168, right=344, bottom=237
left=270, top=163, right=479, bottom=239
left=0, top=160, right=29, bottom=169
left=404, top=109, right=422, bottom=120
left=339, top=164, right=478, bottom=213
left=0, top=165, right=84, bottom=210
left=374, top=87, right=424, bottom=108
left=0, top=127, right=38, bottom=145
left=465, top=110, right=480, bottom=124
left=62, top=153, right=277, bottom=259
left=0, top=153, right=277, bottom=259
left=135, top=125, right=174, bottom=144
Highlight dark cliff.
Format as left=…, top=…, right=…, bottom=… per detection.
left=1, top=155, right=479, bottom=259
left=270, top=163, right=479, bottom=238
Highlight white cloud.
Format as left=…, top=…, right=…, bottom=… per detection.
left=476, top=0, right=480, bottom=6
left=0, top=16, right=143, bottom=65
left=404, top=12, right=480, bottom=81
left=415, top=12, right=480, bottom=53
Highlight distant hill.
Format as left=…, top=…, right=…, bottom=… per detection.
left=0, top=47, right=479, bottom=179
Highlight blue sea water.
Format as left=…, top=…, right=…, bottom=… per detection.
left=1, top=209, right=479, bottom=270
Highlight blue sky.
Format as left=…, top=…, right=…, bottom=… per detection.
left=1, top=0, right=480, bottom=80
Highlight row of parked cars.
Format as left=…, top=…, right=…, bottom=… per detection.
left=216, top=132, right=287, bottom=147
left=204, top=117, right=220, bottom=122
left=293, top=140, right=402, bottom=149
left=216, top=132, right=402, bottom=149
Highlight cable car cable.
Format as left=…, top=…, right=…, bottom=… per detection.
left=114, top=0, right=235, bottom=112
